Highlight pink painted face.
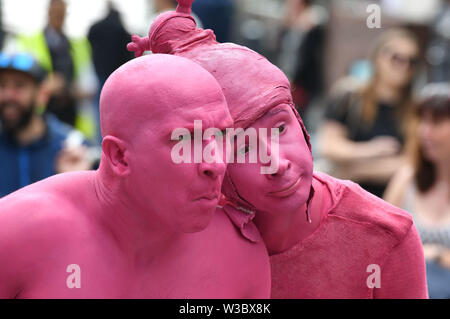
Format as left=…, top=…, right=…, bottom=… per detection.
left=100, top=54, right=232, bottom=233
left=226, top=103, right=313, bottom=214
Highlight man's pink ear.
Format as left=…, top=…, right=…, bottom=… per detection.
left=102, top=136, right=131, bottom=177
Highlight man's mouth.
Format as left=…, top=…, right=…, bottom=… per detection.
left=194, top=191, right=220, bottom=201
left=267, top=176, right=302, bottom=198
left=1, top=104, right=19, bottom=118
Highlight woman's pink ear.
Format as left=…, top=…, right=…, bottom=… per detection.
left=176, top=0, right=194, bottom=14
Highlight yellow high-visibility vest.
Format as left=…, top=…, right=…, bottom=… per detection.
left=17, top=31, right=96, bottom=140
left=17, top=31, right=91, bottom=79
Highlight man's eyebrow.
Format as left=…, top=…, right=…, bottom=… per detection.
left=172, top=123, right=195, bottom=131
left=208, top=114, right=233, bottom=130
left=165, top=122, right=195, bottom=138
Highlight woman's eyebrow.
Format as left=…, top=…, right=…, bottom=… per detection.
left=216, top=118, right=234, bottom=130
left=265, top=106, right=289, bottom=117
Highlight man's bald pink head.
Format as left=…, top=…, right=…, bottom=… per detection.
left=100, top=54, right=226, bottom=140
left=99, top=53, right=232, bottom=233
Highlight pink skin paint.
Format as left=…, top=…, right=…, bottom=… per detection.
left=128, top=0, right=429, bottom=299
left=128, top=0, right=317, bottom=252
left=226, top=103, right=313, bottom=221
left=99, top=53, right=231, bottom=234
left=0, top=54, right=270, bottom=298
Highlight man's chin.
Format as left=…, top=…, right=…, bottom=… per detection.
left=181, top=210, right=216, bottom=234
left=1, top=115, right=33, bottom=134
left=1, top=123, right=21, bottom=135
left=1, top=102, right=34, bottom=131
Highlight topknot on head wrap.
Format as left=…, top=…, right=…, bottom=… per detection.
left=127, top=0, right=215, bottom=57
left=176, top=0, right=194, bottom=14
left=127, top=35, right=150, bottom=57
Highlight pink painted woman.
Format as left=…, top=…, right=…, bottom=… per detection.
left=128, top=0, right=429, bottom=298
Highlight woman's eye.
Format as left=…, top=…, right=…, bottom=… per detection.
left=215, top=129, right=227, bottom=138
left=238, top=145, right=250, bottom=154
left=275, top=124, right=286, bottom=135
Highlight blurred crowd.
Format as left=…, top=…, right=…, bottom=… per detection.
left=0, top=0, right=449, bottom=298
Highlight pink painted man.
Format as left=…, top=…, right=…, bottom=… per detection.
left=0, top=54, right=270, bottom=298
left=128, top=0, right=429, bottom=298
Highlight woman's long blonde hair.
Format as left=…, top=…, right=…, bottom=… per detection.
left=360, top=29, right=419, bottom=134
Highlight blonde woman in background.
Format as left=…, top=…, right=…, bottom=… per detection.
left=320, top=29, right=420, bottom=198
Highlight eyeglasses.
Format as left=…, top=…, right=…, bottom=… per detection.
left=0, top=53, right=35, bottom=72
left=381, top=48, right=419, bottom=69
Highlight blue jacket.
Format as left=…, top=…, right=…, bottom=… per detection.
left=0, top=115, right=76, bottom=198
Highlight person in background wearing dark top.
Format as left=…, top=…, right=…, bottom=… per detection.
left=426, top=0, right=450, bottom=82
left=149, top=0, right=203, bottom=28
left=153, top=0, right=178, bottom=13
left=88, top=1, right=134, bottom=144
left=0, top=52, right=91, bottom=198
left=17, top=0, right=91, bottom=127
left=0, top=0, right=5, bottom=51
left=385, top=83, right=450, bottom=298
left=278, top=0, right=327, bottom=117
left=192, top=0, right=233, bottom=43
left=88, top=1, right=133, bottom=87
left=36, top=0, right=74, bottom=125
left=320, top=29, right=420, bottom=198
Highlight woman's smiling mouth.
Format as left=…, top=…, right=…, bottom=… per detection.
left=267, top=176, right=302, bottom=198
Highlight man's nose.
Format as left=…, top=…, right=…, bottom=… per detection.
left=199, top=161, right=226, bottom=179
left=198, top=138, right=226, bottom=179
left=1, top=85, right=19, bottom=101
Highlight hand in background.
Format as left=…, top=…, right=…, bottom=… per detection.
left=55, top=146, right=93, bottom=173
left=362, top=136, right=402, bottom=159
left=43, top=73, right=67, bottom=96
left=439, top=249, right=450, bottom=270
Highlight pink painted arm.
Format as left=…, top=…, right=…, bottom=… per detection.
left=375, top=225, right=428, bottom=299
left=0, top=197, right=46, bottom=298
left=0, top=224, right=17, bottom=298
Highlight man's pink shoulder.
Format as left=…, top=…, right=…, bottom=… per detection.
left=0, top=174, right=89, bottom=246
left=313, top=171, right=413, bottom=243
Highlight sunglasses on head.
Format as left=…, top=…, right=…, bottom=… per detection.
left=382, top=48, right=419, bottom=69
left=0, top=53, right=35, bottom=72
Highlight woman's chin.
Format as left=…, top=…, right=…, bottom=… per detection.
left=258, top=186, right=310, bottom=215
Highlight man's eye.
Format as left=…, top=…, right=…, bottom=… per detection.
left=177, top=134, right=190, bottom=141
